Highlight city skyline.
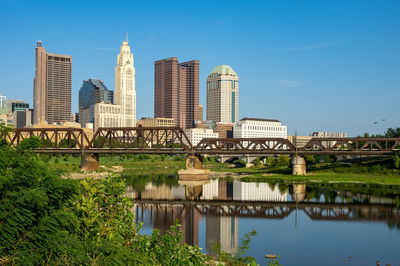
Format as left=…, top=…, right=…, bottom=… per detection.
left=0, top=0, right=399, bottom=136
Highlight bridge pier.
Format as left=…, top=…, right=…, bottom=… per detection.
left=292, top=184, right=307, bottom=202
left=81, top=153, right=99, bottom=171
left=245, top=155, right=254, bottom=168
left=178, top=154, right=210, bottom=181
left=292, top=156, right=306, bottom=175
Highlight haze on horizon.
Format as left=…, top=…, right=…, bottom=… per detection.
left=0, top=0, right=399, bottom=136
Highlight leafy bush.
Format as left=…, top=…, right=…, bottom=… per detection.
left=394, top=153, right=400, bottom=169
left=267, top=157, right=276, bottom=167
left=253, top=158, right=262, bottom=167
left=212, top=230, right=258, bottom=265
left=232, top=159, right=246, bottom=167
left=276, top=156, right=290, bottom=167
left=0, top=135, right=208, bottom=265
left=323, top=155, right=336, bottom=163
left=304, top=155, right=316, bottom=165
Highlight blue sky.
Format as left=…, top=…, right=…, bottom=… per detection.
left=0, top=0, right=399, bottom=136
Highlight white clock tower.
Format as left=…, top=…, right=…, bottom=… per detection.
left=115, top=34, right=136, bottom=127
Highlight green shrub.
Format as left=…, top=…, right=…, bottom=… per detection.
left=304, top=155, right=316, bottom=165
left=232, top=159, right=246, bottom=167
left=253, top=158, right=262, bottom=167
left=267, top=157, right=276, bottom=167
left=276, top=156, right=290, bottom=167
left=0, top=131, right=255, bottom=265
left=212, top=230, right=258, bottom=265
left=394, top=153, right=400, bottom=169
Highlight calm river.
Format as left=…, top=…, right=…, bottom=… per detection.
left=125, top=174, right=400, bottom=265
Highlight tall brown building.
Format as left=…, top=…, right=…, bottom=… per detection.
left=154, top=58, right=199, bottom=128
left=34, top=41, right=72, bottom=124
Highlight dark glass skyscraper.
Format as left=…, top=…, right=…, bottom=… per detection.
left=78, top=79, right=113, bottom=128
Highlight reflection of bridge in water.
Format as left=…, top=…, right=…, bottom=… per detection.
left=134, top=200, right=400, bottom=223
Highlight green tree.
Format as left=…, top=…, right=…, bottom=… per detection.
left=253, top=158, right=262, bottom=167
left=276, top=156, right=290, bottom=167
left=267, top=157, right=276, bottom=167
left=0, top=137, right=78, bottom=265
left=304, top=155, right=316, bottom=165
left=233, top=158, right=246, bottom=167
left=394, top=153, right=400, bottom=169
left=384, top=127, right=400, bottom=138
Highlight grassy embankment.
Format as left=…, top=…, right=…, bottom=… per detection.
left=206, top=158, right=400, bottom=184
left=44, top=154, right=400, bottom=185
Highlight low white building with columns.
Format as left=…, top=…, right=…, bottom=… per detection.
left=233, top=118, right=287, bottom=138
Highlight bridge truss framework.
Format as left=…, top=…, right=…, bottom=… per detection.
left=2, top=127, right=400, bottom=155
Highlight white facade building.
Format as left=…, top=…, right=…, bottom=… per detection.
left=94, top=102, right=121, bottom=128
left=233, top=181, right=288, bottom=202
left=115, top=38, right=136, bottom=127
left=93, top=36, right=136, bottom=130
left=183, top=128, right=219, bottom=147
left=233, top=118, right=287, bottom=138
left=206, top=65, right=239, bottom=124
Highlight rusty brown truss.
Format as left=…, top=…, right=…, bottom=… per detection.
left=2, top=127, right=400, bottom=155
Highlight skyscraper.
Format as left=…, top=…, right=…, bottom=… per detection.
left=115, top=37, right=136, bottom=127
left=33, top=41, right=72, bottom=124
left=206, top=65, right=239, bottom=124
left=79, top=79, right=113, bottom=128
left=180, top=60, right=200, bottom=128
left=154, top=58, right=199, bottom=128
left=94, top=36, right=136, bottom=130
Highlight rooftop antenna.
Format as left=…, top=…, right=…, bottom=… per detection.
left=125, top=32, right=128, bottom=42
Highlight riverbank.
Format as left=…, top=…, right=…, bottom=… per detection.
left=208, top=163, right=400, bottom=185
left=44, top=154, right=400, bottom=185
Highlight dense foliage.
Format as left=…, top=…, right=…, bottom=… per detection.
left=363, top=127, right=400, bottom=138
left=0, top=137, right=207, bottom=265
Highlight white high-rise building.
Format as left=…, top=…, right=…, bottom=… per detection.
left=115, top=36, right=136, bottom=127
left=94, top=35, right=136, bottom=130
left=206, top=65, right=239, bottom=124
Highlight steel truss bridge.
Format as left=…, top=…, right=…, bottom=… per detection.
left=2, top=127, right=400, bottom=155
left=135, top=199, right=400, bottom=225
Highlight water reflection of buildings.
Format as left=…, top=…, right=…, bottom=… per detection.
left=201, top=179, right=288, bottom=201
left=128, top=179, right=400, bottom=256
left=206, top=215, right=238, bottom=255
left=129, top=179, right=291, bottom=254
